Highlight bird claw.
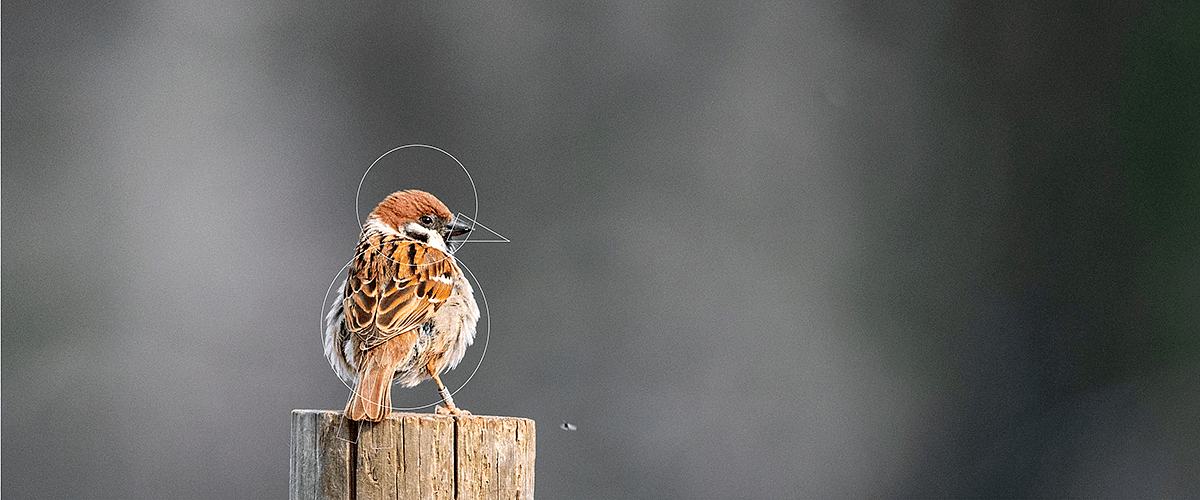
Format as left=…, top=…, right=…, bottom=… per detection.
left=436, top=405, right=472, bottom=415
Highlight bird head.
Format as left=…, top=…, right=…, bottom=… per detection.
left=369, top=190, right=471, bottom=251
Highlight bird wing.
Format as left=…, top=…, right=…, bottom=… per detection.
left=342, top=235, right=458, bottom=350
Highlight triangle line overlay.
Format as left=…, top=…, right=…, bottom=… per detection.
left=454, top=213, right=511, bottom=243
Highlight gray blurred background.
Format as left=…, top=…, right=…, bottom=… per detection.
left=4, top=1, right=1198, bottom=498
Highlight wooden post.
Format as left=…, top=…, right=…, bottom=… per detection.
left=290, top=410, right=535, bottom=500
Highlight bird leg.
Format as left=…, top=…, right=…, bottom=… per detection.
left=429, top=364, right=471, bottom=415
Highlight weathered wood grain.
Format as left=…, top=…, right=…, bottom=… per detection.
left=290, top=410, right=534, bottom=499
left=291, top=409, right=352, bottom=499
left=356, top=416, right=398, bottom=499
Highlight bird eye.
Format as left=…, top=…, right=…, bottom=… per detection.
left=418, top=215, right=434, bottom=226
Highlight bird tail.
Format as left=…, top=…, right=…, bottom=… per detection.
left=344, top=332, right=416, bottom=422
left=345, top=360, right=391, bottom=422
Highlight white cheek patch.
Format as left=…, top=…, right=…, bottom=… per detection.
left=402, top=222, right=449, bottom=252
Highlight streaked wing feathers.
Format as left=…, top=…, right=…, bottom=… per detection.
left=343, top=234, right=457, bottom=350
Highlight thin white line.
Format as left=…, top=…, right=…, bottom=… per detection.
left=442, top=258, right=490, bottom=400
left=354, top=144, right=489, bottom=266
left=454, top=212, right=512, bottom=243
left=354, top=144, right=479, bottom=235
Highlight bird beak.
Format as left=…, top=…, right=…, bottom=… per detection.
left=442, top=220, right=472, bottom=239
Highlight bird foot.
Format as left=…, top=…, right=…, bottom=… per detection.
left=436, top=405, right=472, bottom=415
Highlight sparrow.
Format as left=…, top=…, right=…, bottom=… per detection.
left=324, top=189, right=480, bottom=421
